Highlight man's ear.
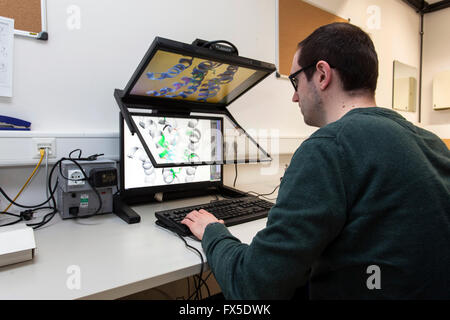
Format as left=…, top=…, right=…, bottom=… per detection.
left=316, top=61, right=332, bottom=90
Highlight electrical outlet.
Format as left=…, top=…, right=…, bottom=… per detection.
left=68, top=169, right=85, bottom=186
left=32, top=138, right=56, bottom=158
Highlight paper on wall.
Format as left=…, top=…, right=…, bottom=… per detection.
left=0, top=16, right=14, bottom=97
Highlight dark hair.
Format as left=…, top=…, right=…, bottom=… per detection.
left=298, top=22, right=378, bottom=95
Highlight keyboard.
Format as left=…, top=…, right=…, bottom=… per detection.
left=155, top=196, right=274, bottom=237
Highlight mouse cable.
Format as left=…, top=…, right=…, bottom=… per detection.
left=193, top=271, right=212, bottom=299
left=177, top=233, right=203, bottom=300
left=184, top=272, right=212, bottom=300
left=177, top=233, right=212, bottom=300
left=154, top=223, right=210, bottom=300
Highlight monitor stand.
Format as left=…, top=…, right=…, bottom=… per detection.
left=113, top=195, right=141, bottom=224
left=113, top=185, right=247, bottom=224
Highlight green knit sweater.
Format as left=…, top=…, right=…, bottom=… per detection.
left=202, top=107, right=450, bottom=299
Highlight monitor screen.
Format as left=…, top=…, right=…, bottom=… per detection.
left=122, top=117, right=222, bottom=191
left=123, top=37, right=276, bottom=108
left=130, top=50, right=258, bottom=104
left=132, top=113, right=222, bottom=166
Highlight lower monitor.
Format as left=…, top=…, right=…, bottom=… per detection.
left=121, top=114, right=222, bottom=194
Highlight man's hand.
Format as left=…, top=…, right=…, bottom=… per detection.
left=181, top=209, right=224, bottom=240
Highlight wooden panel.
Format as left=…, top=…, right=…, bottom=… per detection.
left=0, top=0, right=42, bottom=33
left=443, top=139, right=450, bottom=149
left=278, top=0, right=348, bottom=76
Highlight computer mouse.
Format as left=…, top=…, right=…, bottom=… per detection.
left=155, top=219, right=192, bottom=237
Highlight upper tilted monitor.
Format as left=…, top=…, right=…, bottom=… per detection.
left=122, top=37, right=276, bottom=109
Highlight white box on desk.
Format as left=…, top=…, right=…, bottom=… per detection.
left=0, top=223, right=36, bottom=268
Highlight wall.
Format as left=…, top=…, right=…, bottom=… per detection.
left=421, top=6, right=450, bottom=132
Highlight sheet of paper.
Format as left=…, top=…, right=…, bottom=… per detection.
left=0, top=16, right=14, bottom=97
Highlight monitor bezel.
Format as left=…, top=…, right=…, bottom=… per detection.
left=119, top=113, right=223, bottom=200
left=121, top=37, right=276, bottom=110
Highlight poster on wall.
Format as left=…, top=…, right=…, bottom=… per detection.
left=0, top=16, right=14, bottom=97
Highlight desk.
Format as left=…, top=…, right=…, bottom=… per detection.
left=0, top=183, right=278, bottom=300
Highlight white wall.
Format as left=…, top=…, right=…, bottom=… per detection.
left=422, top=7, right=450, bottom=132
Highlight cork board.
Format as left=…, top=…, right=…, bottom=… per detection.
left=0, top=0, right=42, bottom=34
left=278, top=0, right=348, bottom=76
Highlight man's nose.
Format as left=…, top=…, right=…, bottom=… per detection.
left=292, top=91, right=299, bottom=103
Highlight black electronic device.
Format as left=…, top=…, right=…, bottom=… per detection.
left=155, top=196, right=274, bottom=237
left=115, top=36, right=276, bottom=169
left=89, top=168, right=118, bottom=188
left=121, top=37, right=275, bottom=110
left=119, top=113, right=223, bottom=198
left=113, top=37, right=277, bottom=225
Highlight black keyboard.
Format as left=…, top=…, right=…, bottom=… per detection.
left=155, top=196, right=274, bottom=237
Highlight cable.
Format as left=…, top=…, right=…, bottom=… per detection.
left=0, top=211, right=20, bottom=218
left=2, top=149, right=45, bottom=213
left=176, top=233, right=210, bottom=300
left=233, top=163, right=238, bottom=188
left=202, top=40, right=239, bottom=55
left=0, top=207, right=57, bottom=229
left=245, top=184, right=280, bottom=201
left=57, top=157, right=103, bottom=218
left=26, top=155, right=63, bottom=230
left=194, top=274, right=211, bottom=299
left=0, top=181, right=58, bottom=209
left=26, top=207, right=58, bottom=229
left=45, top=147, right=50, bottom=202
left=69, top=149, right=82, bottom=159
left=0, top=154, right=61, bottom=229
left=0, top=149, right=106, bottom=229
left=0, top=211, right=22, bottom=227
left=41, top=151, right=105, bottom=222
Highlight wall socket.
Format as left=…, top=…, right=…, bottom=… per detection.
left=32, top=138, right=56, bottom=159
left=68, top=169, right=85, bottom=186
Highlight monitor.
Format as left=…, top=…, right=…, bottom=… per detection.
left=122, top=37, right=276, bottom=109
left=131, top=113, right=223, bottom=167
left=120, top=114, right=222, bottom=197
left=116, top=37, right=275, bottom=169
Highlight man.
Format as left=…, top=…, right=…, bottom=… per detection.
left=181, top=23, right=450, bottom=299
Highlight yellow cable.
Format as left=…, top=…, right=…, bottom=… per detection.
left=2, top=148, right=46, bottom=213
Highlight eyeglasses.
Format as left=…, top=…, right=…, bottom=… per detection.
left=288, top=63, right=316, bottom=91
left=288, top=63, right=335, bottom=91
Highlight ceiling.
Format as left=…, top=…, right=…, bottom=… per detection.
left=402, top=0, right=450, bottom=13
